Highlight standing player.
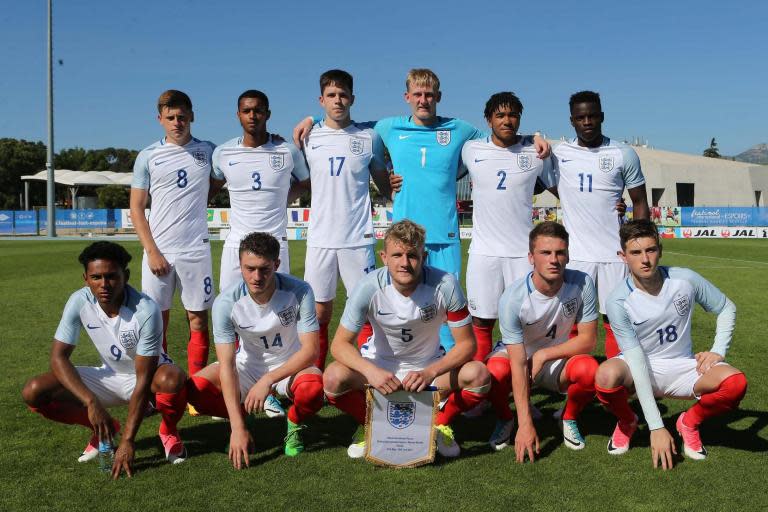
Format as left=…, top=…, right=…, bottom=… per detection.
left=485, top=222, right=598, bottom=457
left=596, top=220, right=746, bottom=469
left=302, top=70, right=392, bottom=369
left=22, top=242, right=188, bottom=478
left=296, top=69, right=550, bottom=351
left=212, top=90, right=310, bottom=291
left=187, top=232, right=323, bottom=465
left=130, top=90, right=215, bottom=377
left=462, top=92, right=557, bottom=361
left=550, top=91, right=649, bottom=358
left=323, top=220, right=491, bottom=459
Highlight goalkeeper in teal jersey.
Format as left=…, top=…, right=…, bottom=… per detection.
left=295, top=69, right=549, bottom=350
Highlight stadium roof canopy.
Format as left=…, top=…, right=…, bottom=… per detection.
left=20, top=170, right=134, bottom=209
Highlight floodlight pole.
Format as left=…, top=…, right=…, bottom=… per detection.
left=46, top=0, right=56, bottom=236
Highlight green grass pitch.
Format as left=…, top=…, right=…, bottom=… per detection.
left=1, top=239, right=766, bottom=511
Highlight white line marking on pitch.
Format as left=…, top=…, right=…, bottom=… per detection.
left=665, top=251, right=768, bottom=266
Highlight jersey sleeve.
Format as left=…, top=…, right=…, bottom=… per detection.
left=340, top=274, right=378, bottom=332
left=211, top=145, right=225, bottom=181
left=619, top=145, right=645, bottom=189
left=54, top=289, right=88, bottom=345
left=538, top=155, right=557, bottom=189
left=135, top=297, right=162, bottom=357
left=131, top=149, right=151, bottom=189
left=604, top=287, right=641, bottom=352
left=212, top=291, right=237, bottom=344
left=369, top=129, right=388, bottom=173
left=288, top=143, right=310, bottom=182
left=498, top=284, right=526, bottom=345
left=294, top=281, right=319, bottom=333
left=439, top=273, right=471, bottom=327
left=576, top=273, right=599, bottom=324
left=680, top=268, right=727, bottom=313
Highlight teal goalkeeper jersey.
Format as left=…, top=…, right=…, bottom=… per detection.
left=374, top=116, right=483, bottom=244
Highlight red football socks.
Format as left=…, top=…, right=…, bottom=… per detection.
left=603, top=322, right=620, bottom=359
left=472, top=322, right=494, bottom=362
left=187, top=376, right=231, bottom=419
left=562, top=354, right=598, bottom=420
left=315, top=323, right=329, bottom=371
left=486, top=356, right=514, bottom=420
left=684, top=372, right=747, bottom=428
left=187, top=329, right=210, bottom=376
left=436, top=389, right=487, bottom=425
left=327, top=389, right=366, bottom=425
left=596, top=384, right=636, bottom=425
left=156, top=387, right=188, bottom=436
left=29, top=401, right=92, bottom=429
left=287, top=373, right=324, bottom=424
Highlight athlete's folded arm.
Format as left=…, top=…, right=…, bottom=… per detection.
left=536, top=319, right=597, bottom=364
left=263, top=330, right=319, bottom=389
left=329, top=324, right=382, bottom=378
left=423, top=323, right=475, bottom=379
left=711, top=297, right=736, bottom=356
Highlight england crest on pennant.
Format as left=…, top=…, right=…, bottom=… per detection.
left=349, top=137, right=364, bottom=155
left=193, top=150, right=207, bottom=167
left=561, top=298, right=578, bottom=318
left=599, top=156, right=614, bottom=173
left=673, top=295, right=690, bottom=316
left=517, top=153, right=533, bottom=171
left=387, top=401, right=416, bottom=429
left=436, top=130, right=451, bottom=146
left=270, top=153, right=285, bottom=171
left=119, top=330, right=139, bottom=350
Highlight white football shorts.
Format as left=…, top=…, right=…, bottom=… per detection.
left=488, top=341, right=566, bottom=393
left=142, top=247, right=214, bottom=311
left=76, top=354, right=174, bottom=407
left=467, top=254, right=532, bottom=319
left=304, top=245, right=376, bottom=302
left=567, top=260, right=628, bottom=314
left=615, top=355, right=718, bottom=399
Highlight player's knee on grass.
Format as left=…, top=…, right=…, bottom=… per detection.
left=564, top=354, right=598, bottom=389
left=322, top=362, right=354, bottom=395
left=595, top=359, right=631, bottom=389
left=21, top=376, right=46, bottom=406
left=153, top=365, right=187, bottom=394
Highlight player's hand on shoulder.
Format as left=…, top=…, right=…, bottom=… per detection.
left=147, top=250, right=171, bottom=277
left=367, top=367, right=402, bottom=395
left=514, top=421, right=540, bottom=463
left=228, top=427, right=252, bottom=470
left=292, top=117, right=314, bottom=148
left=111, top=439, right=135, bottom=479
left=649, top=428, right=677, bottom=470
left=695, top=351, right=724, bottom=375
left=389, top=172, right=403, bottom=198
left=244, top=377, right=273, bottom=414
left=401, top=369, right=435, bottom=392
left=532, top=135, right=551, bottom=159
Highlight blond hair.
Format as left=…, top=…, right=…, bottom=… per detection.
left=384, top=219, right=426, bottom=251
left=405, top=68, right=440, bottom=92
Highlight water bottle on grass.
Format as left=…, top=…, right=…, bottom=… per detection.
left=98, top=439, right=114, bottom=473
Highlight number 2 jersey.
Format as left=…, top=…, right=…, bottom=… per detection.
left=553, top=137, right=645, bottom=262
left=606, top=266, right=729, bottom=359
left=303, top=121, right=387, bottom=248
left=340, top=266, right=471, bottom=368
left=132, top=137, right=215, bottom=253
left=212, top=135, right=310, bottom=249
left=462, top=136, right=556, bottom=257
left=212, top=274, right=319, bottom=374
left=54, top=285, right=163, bottom=374
left=499, top=270, right=598, bottom=357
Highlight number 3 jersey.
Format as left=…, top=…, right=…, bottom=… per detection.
left=54, top=285, right=163, bottom=374
left=461, top=136, right=556, bottom=257
left=340, top=266, right=471, bottom=368
left=132, top=137, right=215, bottom=253
left=303, top=121, right=387, bottom=248
left=212, top=274, right=319, bottom=374
left=212, top=135, right=310, bottom=249
left=606, top=266, right=728, bottom=359
left=553, top=137, right=645, bottom=263
left=499, top=270, right=598, bottom=358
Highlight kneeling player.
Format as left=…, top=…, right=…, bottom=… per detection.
left=22, top=242, right=188, bottom=478
left=323, top=220, right=491, bottom=459
left=596, top=220, right=746, bottom=469
left=486, top=222, right=599, bottom=460
left=187, top=232, right=323, bottom=467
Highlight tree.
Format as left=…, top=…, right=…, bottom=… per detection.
left=55, top=147, right=87, bottom=170
left=0, top=138, right=47, bottom=209
left=97, top=185, right=130, bottom=208
left=703, top=137, right=721, bottom=158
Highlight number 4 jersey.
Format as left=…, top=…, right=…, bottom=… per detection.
left=132, top=137, right=215, bottom=253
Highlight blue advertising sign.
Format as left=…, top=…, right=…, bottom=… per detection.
left=14, top=210, right=38, bottom=234
left=0, top=211, right=13, bottom=234
left=681, top=207, right=768, bottom=227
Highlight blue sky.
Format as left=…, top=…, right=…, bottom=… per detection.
left=2, top=0, right=766, bottom=157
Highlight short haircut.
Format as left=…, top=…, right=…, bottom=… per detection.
left=78, top=241, right=132, bottom=272
left=484, top=92, right=524, bottom=121
left=529, top=221, right=569, bottom=253
left=237, top=89, right=269, bottom=110
left=406, top=68, right=440, bottom=92
left=384, top=219, right=426, bottom=251
left=569, top=90, right=601, bottom=112
left=157, top=90, right=192, bottom=114
left=320, top=69, right=353, bottom=94
left=619, top=219, right=660, bottom=250
left=239, top=232, right=280, bottom=261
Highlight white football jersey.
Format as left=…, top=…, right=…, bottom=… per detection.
left=606, top=266, right=728, bottom=359
left=132, top=137, right=215, bottom=253
left=304, top=121, right=387, bottom=248
left=462, top=136, right=556, bottom=257
left=213, top=273, right=318, bottom=374
left=553, top=137, right=645, bottom=262
left=340, top=266, right=471, bottom=368
left=212, top=135, right=310, bottom=248
left=54, top=285, right=164, bottom=374
left=499, top=270, right=598, bottom=358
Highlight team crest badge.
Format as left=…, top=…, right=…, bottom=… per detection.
left=517, top=154, right=533, bottom=171
left=278, top=306, right=296, bottom=326
left=193, top=150, right=207, bottom=167
left=436, top=130, right=451, bottom=146
left=349, top=137, right=364, bottom=155
left=387, top=401, right=416, bottom=429
left=269, top=153, right=285, bottom=171
left=673, top=295, right=690, bottom=316
left=419, top=304, right=437, bottom=322
left=119, top=330, right=138, bottom=350
left=561, top=298, right=578, bottom=318
left=599, top=156, right=614, bottom=173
